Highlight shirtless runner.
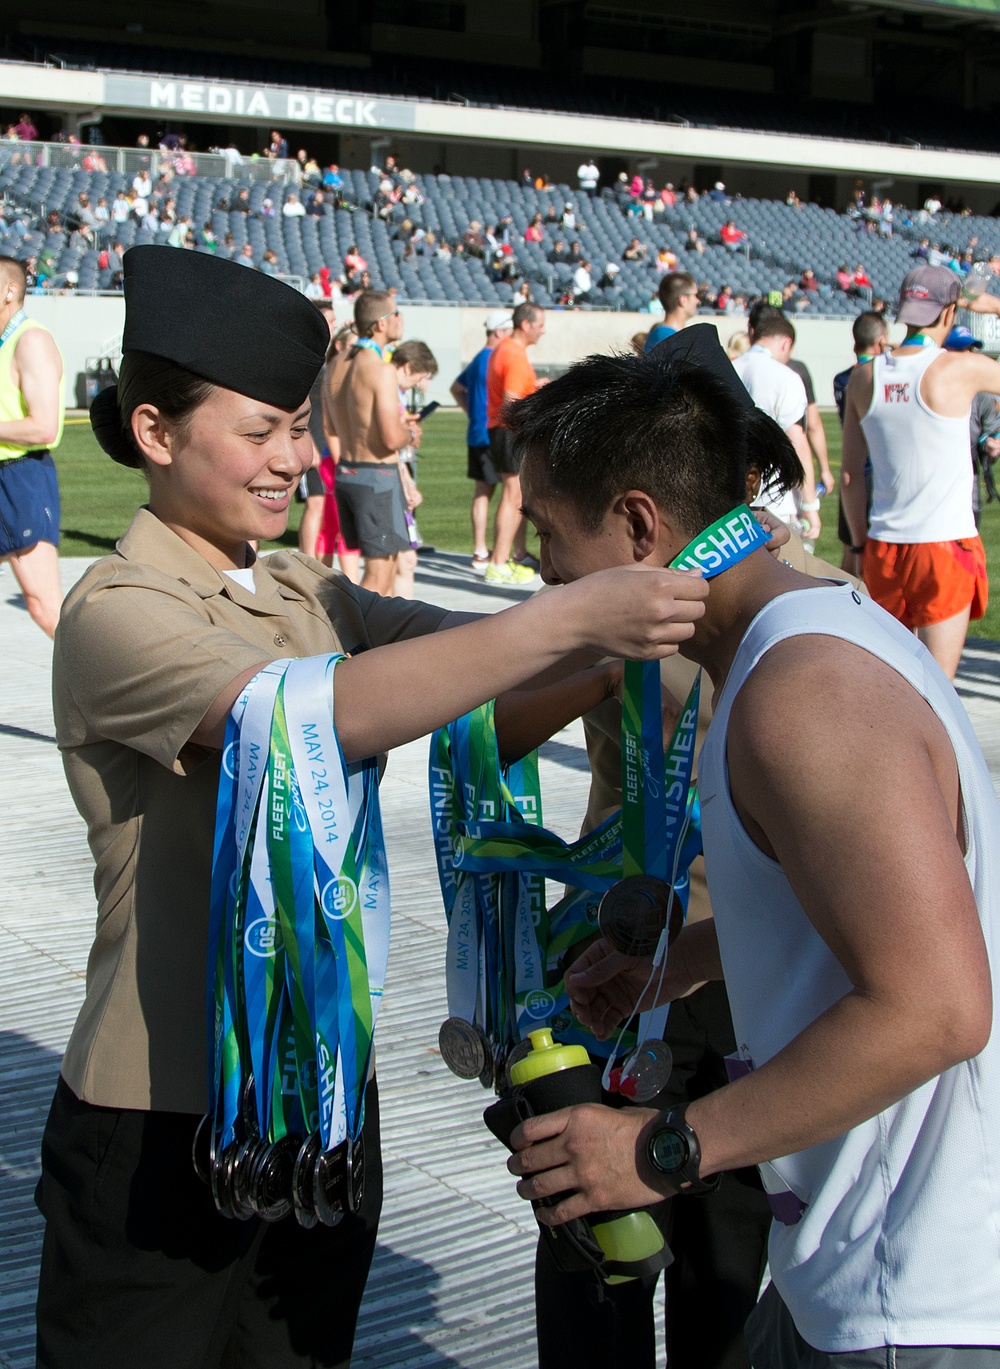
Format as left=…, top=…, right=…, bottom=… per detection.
left=325, top=290, right=417, bottom=595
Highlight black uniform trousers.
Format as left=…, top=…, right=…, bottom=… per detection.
left=35, top=1076, right=383, bottom=1369
left=534, top=981, right=772, bottom=1369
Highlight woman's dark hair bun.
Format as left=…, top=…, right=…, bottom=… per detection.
left=89, top=385, right=144, bottom=469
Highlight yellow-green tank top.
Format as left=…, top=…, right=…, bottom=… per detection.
left=0, top=317, right=64, bottom=461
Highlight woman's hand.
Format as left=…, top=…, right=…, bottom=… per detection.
left=564, top=566, right=707, bottom=661
left=752, top=508, right=791, bottom=555
left=566, top=927, right=708, bottom=1040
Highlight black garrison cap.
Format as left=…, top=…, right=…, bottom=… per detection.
left=121, top=245, right=328, bottom=408
left=647, top=322, right=755, bottom=414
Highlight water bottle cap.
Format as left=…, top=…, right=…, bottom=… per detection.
left=509, top=1028, right=591, bottom=1085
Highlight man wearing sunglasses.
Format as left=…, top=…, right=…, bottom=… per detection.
left=326, top=291, right=417, bottom=595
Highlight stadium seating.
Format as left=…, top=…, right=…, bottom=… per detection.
left=0, top=147, right=991, bottom=313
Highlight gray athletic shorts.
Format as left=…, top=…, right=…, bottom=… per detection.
left=747, top=1284, right=1000, bottom=1369
left=334, top=460, right=410, bottom=560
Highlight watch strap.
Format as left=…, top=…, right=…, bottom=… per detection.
left=646, top=1106, right=720, bottom=1196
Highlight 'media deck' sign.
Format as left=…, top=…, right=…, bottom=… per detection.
left=103, top=75, right=417, bottom=130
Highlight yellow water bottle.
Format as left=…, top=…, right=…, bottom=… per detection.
left=508, top=1028, right=667, bottom=1284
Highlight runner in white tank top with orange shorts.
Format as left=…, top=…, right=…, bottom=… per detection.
left=842, top=265, right=1000, bottom=678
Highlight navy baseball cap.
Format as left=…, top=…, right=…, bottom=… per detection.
left=943, top=325, right=983, bottom=351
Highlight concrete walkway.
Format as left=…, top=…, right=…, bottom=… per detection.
left=1, top=551, right=999, bottom=1369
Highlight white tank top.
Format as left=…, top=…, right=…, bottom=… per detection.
left=699, top=584, right=1000, bottom=1353
left=860, top=346, right=976, bottom=542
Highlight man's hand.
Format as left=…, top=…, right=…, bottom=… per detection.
left=508, top=1105, right=666, bottom=1222
left=566, top=930, right=704, bottom=1039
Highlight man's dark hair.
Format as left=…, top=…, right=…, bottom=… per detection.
left=749, top=304, right=795, bottom=344
left=513, top=302, right=543, bottom=329
left=506, top=350, right=802, bottom=534
left=853, top=310, right=888, bottom=353
left=657, top=272, right=696, bottom=314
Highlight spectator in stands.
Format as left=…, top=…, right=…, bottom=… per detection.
left=69, top=223, right=96, bottom=254
left=836, top=263, right=853, bottom=292
left=727, top=329, right=751, bottom=358
left=524, top=213, right=544, bottom=243
left=233, top=189, right=251, bottom=214
left=199, top=224, right=217, bottom=253
left=13, top=113, right=38, bottom=142
left=655, top=247, right=678, bottom=275
left=709, top=180, right=730, bottom=204
left=565, top=240, right=584, bottom=267
left=622, top=237, right=647, bottom=262
left=561, top=202, right=577, bottom=232
left=577, top=157, right=600, bottom=197
left=111, top=192, right=132, bottom=224
left=344, top=270, right=373, bottom=299
left=395, top=220, right=414, bottom=245
left=923, top=193, right=942, bottom=218
left=489, top=247, right=519, bottom=286
left=344, top=245, right=367, bottom=278
left=547, top=239, right=568, bottom=265
left=641, top=179, right=658, bottom=220
left=132, top=169, right=152, bottom=200
left=259, top=249, right=281, bottom=278
left=880, top=198, right=894, bottom=237
left=520, top=168, right=534, bottom=187
left=799, top=268, right=819, bottom=292
left=259, top=198, right=276, bottom=219
left=282, top=192, right=305, bottom=218
left=323, top=164, right=344, bottom=192
left=236, top=243, right=256, bottom=269
left=720, top=219, right=747, bottom=253
left=572, top=260, right=593, bottom=304
left=716, top=284, right=736, bottom=313
left=266, top=129, right=288, bottom=159
left=598, top=262, right=621, bottom=291
left=141, top=205, right=160, bottom=234
left=74, top=194, right=97, bottom=229
left=535, top=172, right=555, bottom=191
left=660, top=182, right=677, bottom=208
left=306, top=191, right=328, bottom=218
left=912, top=237, right=931, bottom=261
left=786, top=188, right=802, bottom=208
left=463, top=221, right=486, bottom=258
left=684, top=226, right=706, bottom=254
left=93, top=196, right=110, bottom=228
left=512, top=281, right=533, bottom=307
left=644, top=271, right=698, bottom=351
left=853, top=262, right=873, bottom=293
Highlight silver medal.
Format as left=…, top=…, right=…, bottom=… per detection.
left=438, top=1017, right=491, bottom=1081
left=598, top=876, right=677, bottom=958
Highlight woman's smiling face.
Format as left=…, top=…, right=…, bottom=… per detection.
left=136, top=384, right=312, bottom=569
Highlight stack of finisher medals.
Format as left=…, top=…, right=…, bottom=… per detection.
left=194, top=655, right=389, bottom=1226
left=429, top=505, right=772, bottom=1097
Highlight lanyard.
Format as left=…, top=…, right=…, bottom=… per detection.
left=429, top=504, right=770, bottom=1071
left=353, top=336, right=383, bottom=357
left=0, top=309, right=26, bottom=349
left=208, top=656, right=390, bottom=1184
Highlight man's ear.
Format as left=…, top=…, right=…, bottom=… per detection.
left=617, top=489, right=660, bottom=561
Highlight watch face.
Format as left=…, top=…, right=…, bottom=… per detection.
left=651, top=1127, right=689, bottom=1175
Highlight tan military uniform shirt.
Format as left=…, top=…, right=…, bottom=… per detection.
left=582, top=537, right=864, bottom=923
left=53, top=508, right=448, bottom=1114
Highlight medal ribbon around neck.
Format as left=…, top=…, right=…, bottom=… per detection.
left=207, top=655, right=389, bottom=1199
left=428, top=504, right=770, bottom=1074
left=0, top=308, right=27, bottom=349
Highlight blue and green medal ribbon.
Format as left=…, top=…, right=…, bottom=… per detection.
left=207, top=655, right=390, bottom=1166
left=429, top=504, right=770, bottom=1068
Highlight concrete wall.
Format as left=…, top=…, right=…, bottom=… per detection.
left=27, top=295, right=891, bottom=416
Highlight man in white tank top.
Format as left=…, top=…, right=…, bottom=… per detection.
left=503, top=330, right=1000, bottom=1368
left=842, top=264, right=999, bottom=678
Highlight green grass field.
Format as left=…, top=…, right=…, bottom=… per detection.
left=53, top=410, right=1000, bottom=641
